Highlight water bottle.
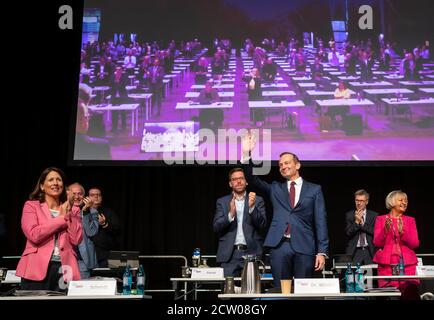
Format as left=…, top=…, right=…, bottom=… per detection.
left=399, top=257, right=405, bottom=276
left=136, top=264, right=145, bottom=295
left=345, top=262, right=354, bottom=293
left=357, top=92, right=361, bottom=102
left=122, top=264, right=132, bottom=295
left=354, top=263, right=365, bottom=292
left=192, top=248, right=201, bottom=267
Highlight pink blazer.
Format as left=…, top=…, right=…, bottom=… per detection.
left=16, top=200, right=83, bottom=281
left=373, top=214, right=419, bottom=266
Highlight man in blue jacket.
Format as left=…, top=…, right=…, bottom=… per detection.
left=213, top=168, right=267, bottom=277
left=68, top=183, right=99, bottom=279
left=241, top=133, right=329, bottom=288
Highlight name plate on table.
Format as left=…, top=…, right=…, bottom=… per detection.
left=294, top=278, right=340, bottom=294
left=68, top=279, right=117, bottom=296
left=417, top=265, right=434, bottom=276
left=5, top=270, right=21, bottom=283
left=191, top=268, right=224, bottom=279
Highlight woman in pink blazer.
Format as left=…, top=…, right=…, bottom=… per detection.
left=373, top=190, right=419, bottom=290
left=16, top=167, right=83, bottom=291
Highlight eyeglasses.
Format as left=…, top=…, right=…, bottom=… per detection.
left=89, top=193, right=101, bottom=197
left=230, top=177, right=245, bottom=182
left=355, top=199, right=367, bottom=203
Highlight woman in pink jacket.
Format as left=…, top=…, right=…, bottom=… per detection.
left=16, top=167, right=83, bottom=291
left=373, top=190, right=419, bottom=290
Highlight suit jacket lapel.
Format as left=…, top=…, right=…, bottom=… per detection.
left=41, top=202, right=53, bottom=220
left=242, top=197, right=250, bottom=237
left=243, top=197, right=249, bottom=224
left=366, top=210, right=374, bottom=226
left=280, top=182, right=291, bottom=209
left=295, top=181, right=308, bottom=209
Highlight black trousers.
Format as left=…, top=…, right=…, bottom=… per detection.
left=220, top=248, right=248, bottom=277
left=269, top=238, right=314, bottom=288
left=20, top=261, right=67, bottom=292
left=352, top=247, right=373, bottom=265
left=150, top=84, right=163, bottom=115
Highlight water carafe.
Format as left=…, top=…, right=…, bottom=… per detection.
left=241, top=255, right=263, bottom=294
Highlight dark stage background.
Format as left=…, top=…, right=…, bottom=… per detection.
left=3, top=0, right=434, bottom=295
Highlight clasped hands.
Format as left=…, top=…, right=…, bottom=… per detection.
left=385, top=216, right=403, bottom=234
left=59, top=193, right=75, bottom=220
left=229, top=192, right=256, bottom=219
left=354, top=209, right=364, bottom=225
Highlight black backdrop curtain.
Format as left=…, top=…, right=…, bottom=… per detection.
left=4, top=164, right=434, bottom=258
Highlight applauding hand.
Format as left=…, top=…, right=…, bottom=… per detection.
left=397, top=217, right=403, bottom=234
left=385, top=217, right=392, bottom=233
left=229, top=194, right=237, bottom=219
left=355, top=210, right=364, bottom=225
left=248, top=192, right=256, bottom=209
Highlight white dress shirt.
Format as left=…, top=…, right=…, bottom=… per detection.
left=228, top=193, right=248, bottom=245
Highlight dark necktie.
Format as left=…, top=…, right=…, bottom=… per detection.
left=289, top=181, right=296, bottom=208
left=284, top=181, right=296, bottom=236
left=359, top=215, right=367, bottom=247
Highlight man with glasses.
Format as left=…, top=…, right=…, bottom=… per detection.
left=88, top=187, right=120, bottom=267
left=213, top=168, right=267, bottom=276
left=345, top=189, right=378, bottom=265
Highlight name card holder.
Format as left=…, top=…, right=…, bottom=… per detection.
left=4, top=270, right=21, bottom=283
left=190, top=268, right=224, bottom=279
left=417, top=265, right=434, bottom=276
left=68, top=279, right=117, bottom=296
left=294, top=278, right=340, bottom=294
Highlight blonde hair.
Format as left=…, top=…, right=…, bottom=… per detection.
left=385, top=190, right=407, bottom=210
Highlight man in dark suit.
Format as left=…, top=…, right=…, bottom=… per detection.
left=311, top=57, right=324, bottom=80
left=359, top=51, right=373, bottom=82
left=109, top=66, right=128, bottom=133
left=213, top=168, right=267, bottom=277
left=149, top=58, right=165, bottom=116
left=88, top=187, right=120, bottom=267
left=94, top=56, right=113, bottom=86
left=243, top=68, right=263, bottom=126
left=345, top=189, right=378, bottom=265
left=241, top=133, right=329, bottom=288
left=261, top=58, right=277, bottom=83
left=197, top=81, right=223, bottom=131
